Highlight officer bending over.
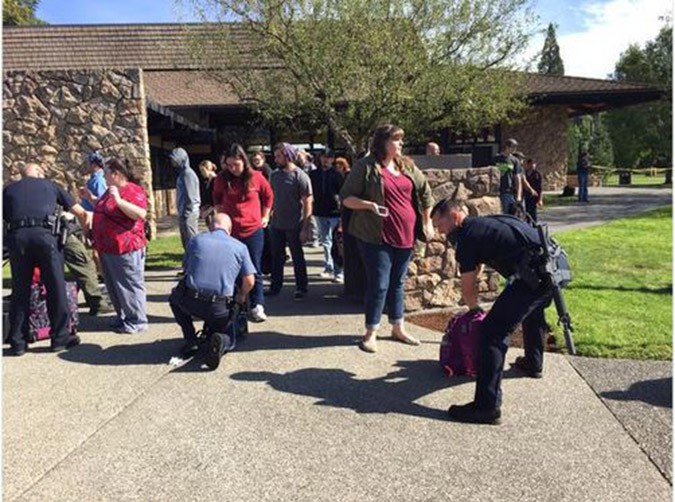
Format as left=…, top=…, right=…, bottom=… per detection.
left=3, top=163, right=89, bottom=356
left=169, top=213, right=256, bottom=370
left=431, top=200, right=553, bottom=425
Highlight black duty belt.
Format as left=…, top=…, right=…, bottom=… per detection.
left=7, top=217, right=52, bottom=232
left=182, top=283, right=231, bottom=304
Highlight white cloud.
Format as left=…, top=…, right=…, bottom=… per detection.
left=557, top=0, right=671, bottom=79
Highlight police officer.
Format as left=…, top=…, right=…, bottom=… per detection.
left=169, top=213, right=256, bottom=370
left=3, top=163, right=89, bottom=356
left=431, top=199, right=553, bottom=425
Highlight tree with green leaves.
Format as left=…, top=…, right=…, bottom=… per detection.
left=3, top=0, right=44, bottom=26
left=538, top=23, right=564, bottom=75
left=605, top=24, right=671, bottom=171
left=183, top=0, right=536, bottom=155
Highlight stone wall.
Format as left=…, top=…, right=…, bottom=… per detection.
left=404, top=167, right=502, bottom=312
left=502, top=105, right=569, bottom=191
left=3, top=69, right=155, bottom=233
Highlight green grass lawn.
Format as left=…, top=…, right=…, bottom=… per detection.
left=2, top=234, right=184, bottom=282
left=603, top=172, right=669, bottom=187
left=146, top=234, right=183, bottom=270
left=549, top=206, right=672, bottom=360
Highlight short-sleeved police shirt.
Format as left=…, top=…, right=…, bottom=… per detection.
left=494, top=153, right=523, bottom=195
left=3, top=177, right=75, bottom=222
left=184, top=229, right=256, bottom=297
left=454, top=215, right=541, bottom=278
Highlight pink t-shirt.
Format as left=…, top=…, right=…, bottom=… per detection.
left=380, top=167, right=415, bottom=249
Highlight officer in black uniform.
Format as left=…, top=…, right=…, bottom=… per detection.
left=431, top=199, right=553, bottom=425
left=3, top=163, right=88, bottom=356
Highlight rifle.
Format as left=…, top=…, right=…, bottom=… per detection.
left=536, top=223, right=576, bottom=355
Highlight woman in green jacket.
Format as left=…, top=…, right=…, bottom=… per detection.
left=340, top=124, right=434, bottom=353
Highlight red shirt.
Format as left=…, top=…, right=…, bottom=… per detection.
left=93, top=182, right=148, bottom=255
left=380, top=166, right=416, bottom=249
left=212, top=170, right=274, bottom=238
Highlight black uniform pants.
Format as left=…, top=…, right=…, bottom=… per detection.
left=475, top=279, right=553, bottom=411
left=169, top=285, right=231, bottom=347
left=7, top=227, right=70, bottom=350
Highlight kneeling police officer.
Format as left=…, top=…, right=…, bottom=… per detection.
left=169, top=213, right=256, bottom=370
left=3, top=163, right=89, bottom=356
left=431, top=199, right=554, bottom=425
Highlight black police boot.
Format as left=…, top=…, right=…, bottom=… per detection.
left=204, top=332, right=232, bottom=370
left=9, top=344, right=26, bottom=357
left=51, top=335, right=81, bottom=353
left=180, top=342, right=200, bottom=359
left=447, top=402, right=501, bottom=425
left=512, top=356, right=543, bottom=379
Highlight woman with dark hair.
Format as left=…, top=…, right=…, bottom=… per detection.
left=250, top=151, right=274, bottom=180
left=92, top=157, right=149, bottom=333
left=212, top=144, right=274, bottom=322
left=340, top=124, right=435, bottom=353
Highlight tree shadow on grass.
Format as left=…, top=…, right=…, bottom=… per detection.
left=601, top=377, right=672, bottom=408
left=569, top=284, right=672, bottom=295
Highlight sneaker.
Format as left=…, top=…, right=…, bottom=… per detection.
left=204, top=332, right=230, bottom=370
left=51, top=335, right=81, bottom=353
left=249, top=304, right=267, bottom=323
left=447, top=402, right=501, bottom=425
left=264, top=288, right=281, bottom=297
left=319, top=271, right=334, bottom=279
left=293, top=289, right=307, bottom=300
left=512, top=356, right=543, bottom=378
left=332, top=274, right=344, bottom=284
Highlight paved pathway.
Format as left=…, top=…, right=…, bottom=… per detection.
left=3, top=186, right=672, bottom=500
left=3, top=249, right=672, bottom=501
left=541, top=186, right=672, bottom=233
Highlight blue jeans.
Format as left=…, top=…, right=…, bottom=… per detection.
left=500, top=193, right=516, bottom=214
left=577, top=171, right=589, bottom=202
left=316, top=216, right=342, bottom=275
left=270, top=226, right=308, bottom=293
left=357, top=240, right=413, bottom=330
left=238, top=228, right=264, bottom=308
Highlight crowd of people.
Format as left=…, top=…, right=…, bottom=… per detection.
left=4, top=125, right=562, bottom=424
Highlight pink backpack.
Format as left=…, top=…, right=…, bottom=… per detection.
left=439, top=310, right=486, bottom=377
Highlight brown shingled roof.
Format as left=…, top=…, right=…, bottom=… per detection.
left=2, top=23, right=274, bottom=71
left=144, top=70, right=240, bottom=107
left=3, top=23, right=662, bottom=109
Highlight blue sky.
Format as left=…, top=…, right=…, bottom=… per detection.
left=35, top=0, right=671, bottom=79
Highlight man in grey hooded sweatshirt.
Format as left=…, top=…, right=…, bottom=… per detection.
left=169, top=148, right=201, bottom=269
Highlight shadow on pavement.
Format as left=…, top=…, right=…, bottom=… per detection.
left=230, top=359, right=523, bottom=421
left=57, top=339, right=182, bottom=365
left=601, top=377, right=673, bottom=409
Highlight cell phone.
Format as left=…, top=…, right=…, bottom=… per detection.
left=376, top=205, right=390, bottom=217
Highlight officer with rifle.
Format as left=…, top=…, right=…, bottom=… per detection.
left=3, top=163, right=89, bottom=356
left=431, top=198, right=573, bottom=425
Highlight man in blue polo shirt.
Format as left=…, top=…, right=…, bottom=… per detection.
left=79, top=151, right=108, bottom=211
left=169, top=213, right=256, bottom=370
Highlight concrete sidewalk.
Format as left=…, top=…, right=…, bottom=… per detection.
left=3, top=248, right=671, bottom=501
left=541, top=185, right=672, bottom=233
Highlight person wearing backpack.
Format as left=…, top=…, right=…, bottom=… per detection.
left=431, top=199, right=554, bottom=425
left=494, top=138, right=524, bottom=215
